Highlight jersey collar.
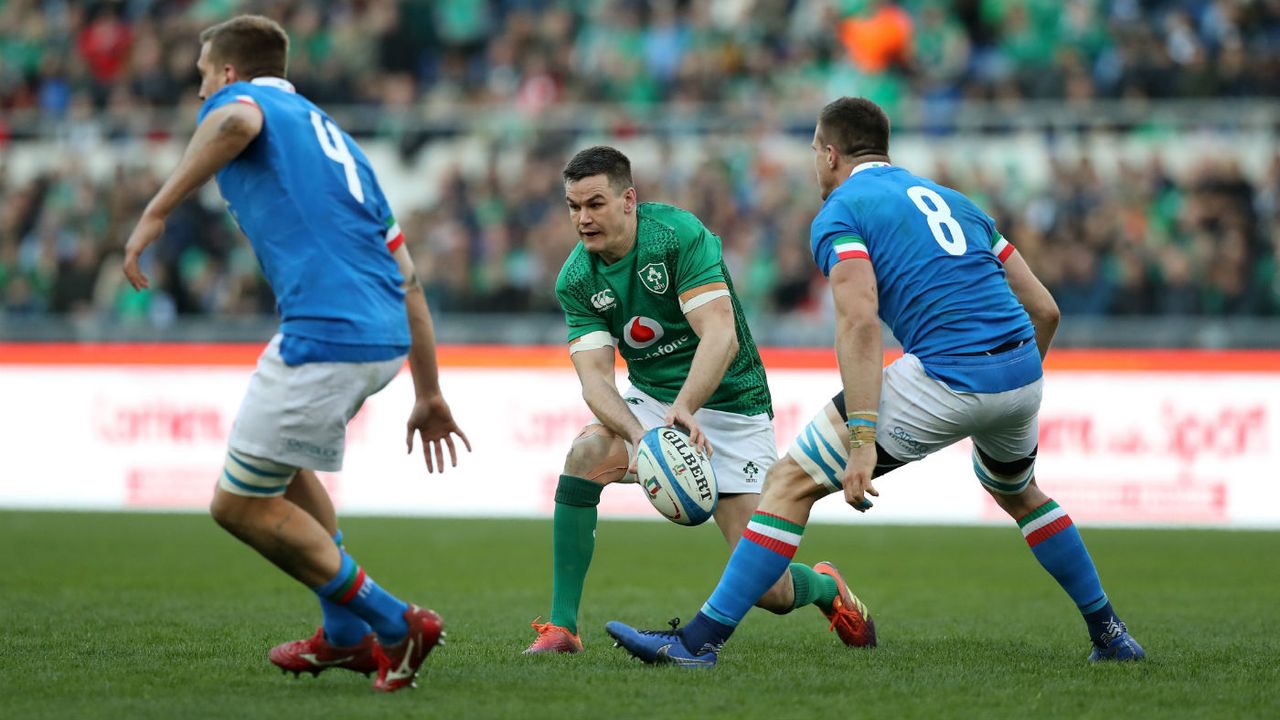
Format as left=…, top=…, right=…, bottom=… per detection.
left=850, top=161, right=891, bottom=177
left=250, top=77, right=296, bottom=93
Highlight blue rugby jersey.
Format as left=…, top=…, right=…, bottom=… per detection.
left=809, top=163, right=1039, bottom=393
left=198, top=77, right=409, bottom=364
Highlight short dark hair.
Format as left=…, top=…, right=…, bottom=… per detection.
left=562, top=146, right=633, bottom=194
left=200, top=15, right=289, bottom=80
left=817, top=97, right=890, bottom=159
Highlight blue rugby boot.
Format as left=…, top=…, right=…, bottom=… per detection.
left=1087, top=619, right=1145, bottom=662
left=605, top=618, right=719, bottom=668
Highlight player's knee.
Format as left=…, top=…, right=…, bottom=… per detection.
left=209, top=489, right=250, bottom=532
left=972, top=445, right=1034, bottom=497
left=761, top=457, right=826, bottom=505
left=563, top=425, right=628, bottom=484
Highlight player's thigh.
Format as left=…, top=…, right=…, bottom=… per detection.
left=692, top=405, right=774, bottom=543
left=971, top=378, right=1043, bottom=498
left=874, top=353, right=976, bottom=464
left=712, top=492, right=760, bottom=546
left=228, top=335, right=401, bottom=473
left=697, top=405, right=775, bottom=494
left=785, top=396, right=921, bottom=497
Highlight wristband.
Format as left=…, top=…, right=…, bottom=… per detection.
left=847, top=424, right=876, bottom=450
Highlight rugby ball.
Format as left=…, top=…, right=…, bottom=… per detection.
left=635, top=426, right=718, bottom=526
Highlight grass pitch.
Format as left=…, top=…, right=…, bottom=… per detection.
left=2, top=512, right=1277, bottom=719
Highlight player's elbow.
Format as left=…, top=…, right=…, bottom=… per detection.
left=838, top=310, right=881, bottom=341
left=1030, top=294, right=1061, bottom=333
left=724, top=330, right=740, bottom=358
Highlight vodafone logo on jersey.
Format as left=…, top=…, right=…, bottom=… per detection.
left=623, top=316, right=665, bottom=349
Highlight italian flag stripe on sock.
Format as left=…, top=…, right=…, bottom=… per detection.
left=1018, top=500, right=1072, bottom=547
left=333, top=565, right=367, bottom=604
left=741, top=511, right=804, bottom=559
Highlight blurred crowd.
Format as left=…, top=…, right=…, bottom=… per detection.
left=1, top=0, right=1279, bottom=324
left=1, top=0, right=1278, bottom=126
left=4, top=142, right=1279, bottom=323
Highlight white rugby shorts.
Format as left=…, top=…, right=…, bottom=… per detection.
left=788, top=352, right=1042, bottom=492
left=227, top=334, right=405, bottom=472
left=601, top=387, right=775, bottom=494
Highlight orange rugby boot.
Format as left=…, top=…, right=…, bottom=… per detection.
left=523, top=617, right=584, bottom=654
left=814, top=561, right=877, bottom=647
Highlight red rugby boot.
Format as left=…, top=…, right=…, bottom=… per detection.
left=269, top=627, right=378, bottom=677
left=372, top=605, right=445, bottom=692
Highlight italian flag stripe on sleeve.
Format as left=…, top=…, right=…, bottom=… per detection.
left=992, top=233, right=1014, bottom=263
left=833, top=236, right=869, bottom=261
left=385, top=217, right=404, bottom=253
left=234, top=95, right=258, bottom=107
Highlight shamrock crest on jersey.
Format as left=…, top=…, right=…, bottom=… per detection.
left=638, top=262, right=670, bottom=294
left=555, top=202, right=772, bottom=418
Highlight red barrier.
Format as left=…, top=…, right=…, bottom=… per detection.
left=1, top=343, right=1277, bottom=372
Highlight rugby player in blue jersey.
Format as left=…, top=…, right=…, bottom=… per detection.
left=607, top=97, right=1144, bottom=666
left=122, top=15, right=469, bottom=692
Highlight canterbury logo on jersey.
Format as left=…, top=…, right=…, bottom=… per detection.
left=591, top=289, right=617, bottom=311
left=623, top=316, right=665, bottom=349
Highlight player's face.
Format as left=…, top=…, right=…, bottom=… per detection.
left=196, top=42, right=233, bottom=101
left=565, top=175, right=636, bottom=256
left=812, top=127, right=839, bottom=200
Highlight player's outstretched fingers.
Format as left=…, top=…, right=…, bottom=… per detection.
left=448, top=427, right=472, bottom=470
left=444, top=435, right=458, bottom=468
left=418, top=429, right=435, bottom=473
left=433, top=436, right=445, bottom=473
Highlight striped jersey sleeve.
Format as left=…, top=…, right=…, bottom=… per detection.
left=197, top=89, right=261, bottom=127
left=367, top=181, right=404, bottom=253
left=809, top=199, right=868, bottom=277
left=990, top=231, right=1015, bottom=263
left=384, top=215, right=404, bottom=252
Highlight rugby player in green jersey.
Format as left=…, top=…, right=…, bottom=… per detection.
left=523, top=146, right=872, bottom=654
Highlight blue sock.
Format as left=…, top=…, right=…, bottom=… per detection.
left=1018, top=499, right=1123, bottom=646
left=312, top=547, right=409, bottom=646
left=682, top=511, right=804, bottom=652
left=319, top=531, right=373, bottom=646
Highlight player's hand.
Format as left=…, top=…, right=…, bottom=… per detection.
left=841, top=443, right=878, bottom=512
left=665, top=404, right=713, bottom=458
left=405, top=394, right=471, bottom=473
left=122, top=213, right=165, bottom=290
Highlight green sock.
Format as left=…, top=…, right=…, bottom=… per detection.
left=549, top=474, right=603, bottom=634
left=789, top=563, right=840, bottom=612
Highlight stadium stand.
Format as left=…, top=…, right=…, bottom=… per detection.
left=1, top=0, right=1278, bottom=325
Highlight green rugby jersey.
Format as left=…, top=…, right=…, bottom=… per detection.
left=555, top=202, right=772, bottom=417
